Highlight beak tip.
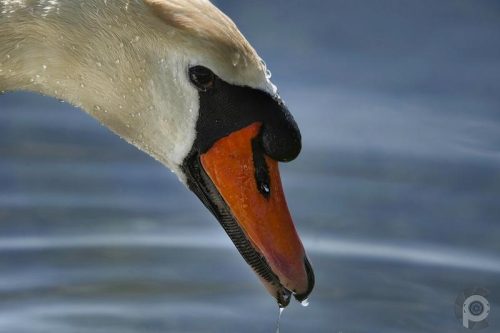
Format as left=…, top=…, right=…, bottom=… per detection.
left=293, top=257, right=315, bottom=303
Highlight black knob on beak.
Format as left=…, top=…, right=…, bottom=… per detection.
left=261, top=102, right=302, bottom=162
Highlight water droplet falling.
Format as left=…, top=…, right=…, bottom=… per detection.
left=300, top=298, right=310, bottom=307
left=276, top=307, right=285, bottom=333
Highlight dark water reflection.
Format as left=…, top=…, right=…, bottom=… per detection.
left=1, top=1, right=500, bottom=332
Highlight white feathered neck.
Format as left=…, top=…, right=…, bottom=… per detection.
left=0, top=0, right=274, bottom=178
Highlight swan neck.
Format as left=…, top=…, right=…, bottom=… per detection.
left=0, top=1, right=202, bottom=177
left=1, top=1, right=152, bottom=106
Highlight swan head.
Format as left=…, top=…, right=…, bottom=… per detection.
left=140, top=0, right=314, bottom=307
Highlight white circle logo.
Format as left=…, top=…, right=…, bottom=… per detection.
left=455, top=287, right=491, bottom=330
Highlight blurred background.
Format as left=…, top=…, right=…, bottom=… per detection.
left=1, top=0, right=500, bottom=332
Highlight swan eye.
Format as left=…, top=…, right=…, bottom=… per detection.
left=189, top=66, right=215, bottom=91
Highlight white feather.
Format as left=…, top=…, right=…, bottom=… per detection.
left=0, top=0, right=274, bottom=180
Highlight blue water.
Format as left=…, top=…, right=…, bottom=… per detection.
left=1, top=1, right=500, bottom=332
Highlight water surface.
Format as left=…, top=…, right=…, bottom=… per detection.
left=1, top=1, right=500, bottom=332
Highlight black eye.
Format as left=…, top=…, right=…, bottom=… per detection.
left=189, top=66, right=215, bottom=91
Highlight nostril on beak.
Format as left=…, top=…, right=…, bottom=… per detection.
left=294, top=257, right=315, bottom=302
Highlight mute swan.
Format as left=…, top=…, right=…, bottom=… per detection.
left=0, top=0, right=314, bottom=307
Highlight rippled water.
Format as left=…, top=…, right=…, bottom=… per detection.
left=1, top=1, right=500, bottom=332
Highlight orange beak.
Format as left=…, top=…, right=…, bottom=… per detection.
left=199, top=122, right=314, bottom=306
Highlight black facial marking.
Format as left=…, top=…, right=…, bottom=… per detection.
left=188, top=69, right=301, bottom=159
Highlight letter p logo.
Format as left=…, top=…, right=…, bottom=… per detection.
left=455, top=287, right=491, bottom=330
